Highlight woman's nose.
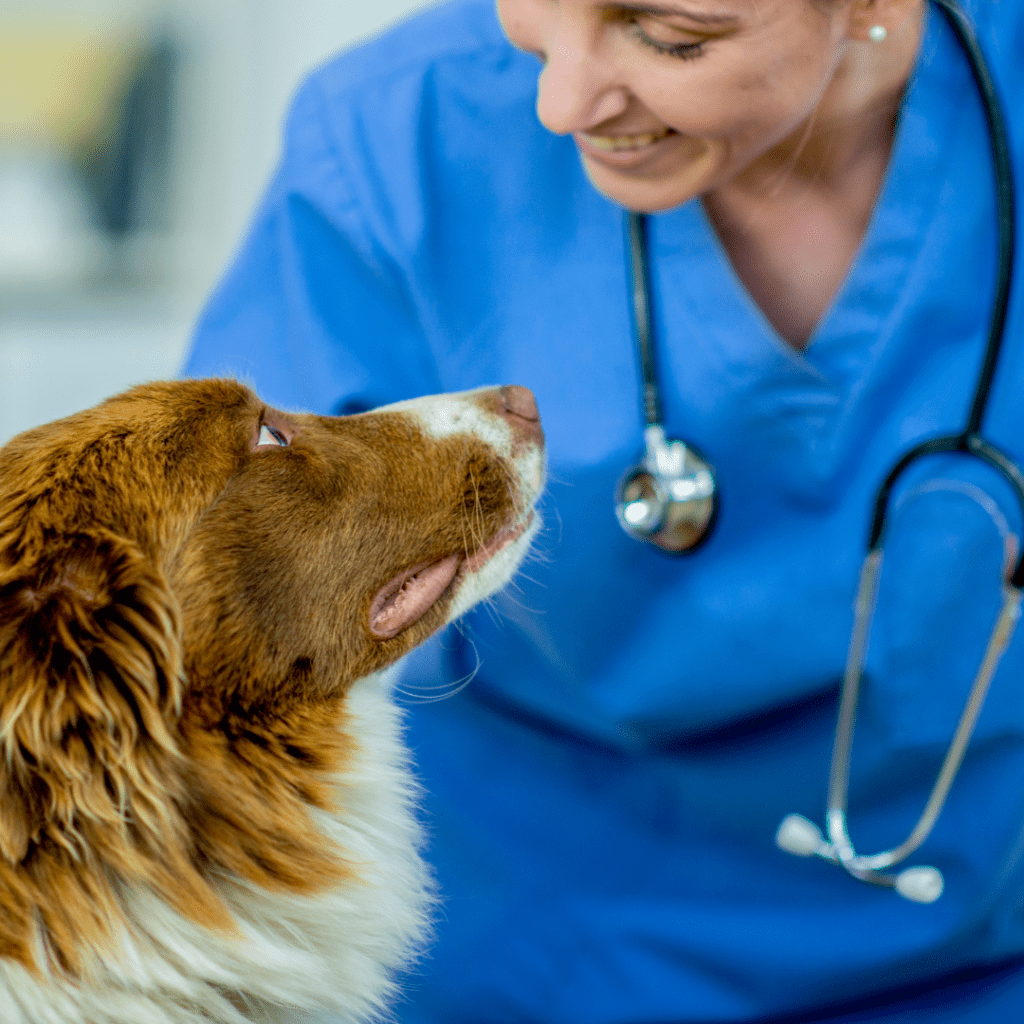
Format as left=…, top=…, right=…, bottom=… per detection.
left=534, top=26, right=629, bottom=135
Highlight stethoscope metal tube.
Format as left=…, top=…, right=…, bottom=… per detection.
left=776, top=0, right=1022, bottom=902
left=778, top=548, right=1023, bottom=902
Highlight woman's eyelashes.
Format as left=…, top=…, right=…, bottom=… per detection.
left=628, top=21, right=706, bottom=59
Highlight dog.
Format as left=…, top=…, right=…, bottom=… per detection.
left=0, top=378, right=544, bottom=1023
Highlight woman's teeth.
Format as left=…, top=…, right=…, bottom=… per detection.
left=580, top=128, right=673, bottom=151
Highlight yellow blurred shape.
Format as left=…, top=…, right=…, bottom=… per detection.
left=0, top=24, right=143, bottom=152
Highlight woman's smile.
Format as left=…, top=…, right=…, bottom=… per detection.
left=573, top=125, right=680, bottom=171
left=498, top=0, right=921, bottom=211
left=576, top=126, right=675, bottom=153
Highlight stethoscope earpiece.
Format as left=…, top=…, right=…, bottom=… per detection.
left=775, top=813, right=831, bottom=859
left=775, top=814, right=946, bottom=904
left=895, top=866, right=945, bottom=903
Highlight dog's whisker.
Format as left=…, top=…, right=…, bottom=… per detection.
left=468, top=469, right=486, bottom=550
left=397, top=637, right=484, bottom=704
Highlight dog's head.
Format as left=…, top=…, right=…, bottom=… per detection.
left=170, top=381, right=544, bottom=704
left=0, top=378, right=544, bottom=973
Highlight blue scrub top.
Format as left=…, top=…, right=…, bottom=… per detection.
left=184, top=1, right=1024, bottom=1020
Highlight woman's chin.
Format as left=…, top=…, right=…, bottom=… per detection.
left=578, top=140, right=720, bottom=213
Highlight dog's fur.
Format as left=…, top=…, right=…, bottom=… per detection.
left=0, top=378, right=544, bottom=1023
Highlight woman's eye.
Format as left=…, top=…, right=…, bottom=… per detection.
left=257, top=424, right=288, bottom=447
left=628, top=21, right=706, bottom=60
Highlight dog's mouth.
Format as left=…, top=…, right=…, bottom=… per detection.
left=367, top=514, right=533, bottom=640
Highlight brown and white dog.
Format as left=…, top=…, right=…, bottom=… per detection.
left=0, top=378, right=544, bottom=1023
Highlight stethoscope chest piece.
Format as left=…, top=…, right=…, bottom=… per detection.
left=618, top=209, right=719, bottom=553
left=616, top=425, right=717, bottom=552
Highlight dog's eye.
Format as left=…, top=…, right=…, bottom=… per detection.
left=257, top=425, right=288, bottom=447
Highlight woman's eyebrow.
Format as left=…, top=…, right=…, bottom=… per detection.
left=609, top=2, right=741, bottom=25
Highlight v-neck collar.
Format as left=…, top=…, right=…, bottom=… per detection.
left=648, top=3, right=969, bottom=399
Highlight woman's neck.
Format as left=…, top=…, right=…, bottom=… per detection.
left=716, top=4, right=926, bottom=204
left=700, top=5, right=927, bottom=349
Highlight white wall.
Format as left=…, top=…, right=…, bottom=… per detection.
left=0, top=316, right=187, bottom=438
left=0, top=0, right=435, bottom=445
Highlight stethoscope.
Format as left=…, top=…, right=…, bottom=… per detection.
left=616, top=0, right=1024, bottom=902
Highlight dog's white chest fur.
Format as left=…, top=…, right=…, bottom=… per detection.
left=0, top=667, right=427, bottom=1024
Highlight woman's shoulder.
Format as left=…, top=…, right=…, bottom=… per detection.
left=273, top=0, right=572, bottom=261
left=276, top=0, right=547, bottom=197
left=302, top=0, right=530, bottom=106
left=973, top=0, right=1023, bottom=30
left=970, top=0, right=1024, bottom=156
left=921, top=0, right=1023, bottom=164
left=961, top=0, right=1024, bottom=77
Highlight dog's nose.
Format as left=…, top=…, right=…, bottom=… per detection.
left=498, top=386, right=543, bottom=445
left=500, top=385, right=539, bottom=423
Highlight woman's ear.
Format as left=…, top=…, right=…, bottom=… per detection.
left=845, top=0, right=926, bottom=43
left=0, top=527, right=186, bottom=865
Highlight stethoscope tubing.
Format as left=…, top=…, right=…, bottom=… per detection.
left=865, top=0, right=1021, bottom=584
left=816, top=0, right=1024, bottom=896
left=868, top=434, right=1024, bottom=585
left=626, top=211, right=661, bottom=428
left=930, top=0, right=1016, bottom=441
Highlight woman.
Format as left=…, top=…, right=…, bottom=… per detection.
left=184, top=0, right=1024, bottom=1019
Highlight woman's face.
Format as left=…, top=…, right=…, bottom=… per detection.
left=496, top=0, right=861, bottom=211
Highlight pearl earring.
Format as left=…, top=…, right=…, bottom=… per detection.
left=868, top=24, right=888, bottom=41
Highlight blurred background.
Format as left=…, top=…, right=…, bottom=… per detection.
left=0, top=0, right=433, bottom=444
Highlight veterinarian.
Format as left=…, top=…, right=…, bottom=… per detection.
left=183, top=0, right=1024, bottom=1018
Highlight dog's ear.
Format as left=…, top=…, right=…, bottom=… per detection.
left=0, top=527, right=186, bottom=866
